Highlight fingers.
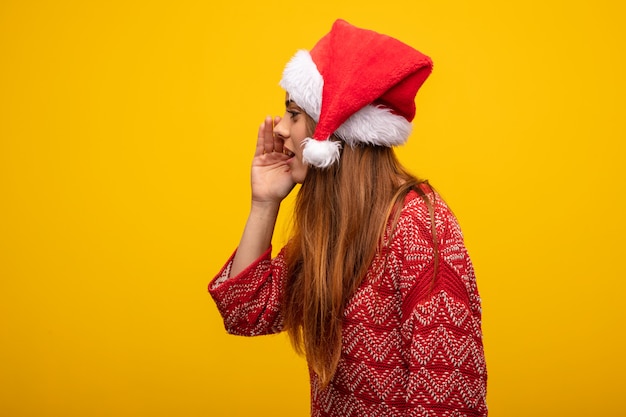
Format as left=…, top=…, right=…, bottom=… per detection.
left=255, top=121, right=266, bottom=157
left=256, top=116, right=285, bottom=157
left=263, top=116, right=274, bottom=154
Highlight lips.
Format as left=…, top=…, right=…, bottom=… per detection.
left=283, top=147, right=296, bottom=158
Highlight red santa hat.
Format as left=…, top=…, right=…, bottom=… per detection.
left=280, top=19, right=433, bottom=168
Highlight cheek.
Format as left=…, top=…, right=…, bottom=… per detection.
left=295, top=122, right=309, bottom=143
left=295, top=137, right=309, bottom=156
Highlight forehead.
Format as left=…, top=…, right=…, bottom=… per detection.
left=285, top=93, right=302, bottom=109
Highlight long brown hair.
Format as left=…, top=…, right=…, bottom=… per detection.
left=282, top=121, right=438, bottom=387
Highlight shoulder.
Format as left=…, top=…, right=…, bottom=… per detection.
left=390, top=185, right=477, bottom=310
left=393, top=185, right=458, bottom=248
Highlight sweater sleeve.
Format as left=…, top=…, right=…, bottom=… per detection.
left=208, top=246, right=288, bottom=336
left=396, top=195, right=488, bottom=416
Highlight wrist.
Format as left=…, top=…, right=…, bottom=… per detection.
left=250, top=200, right=281, bottom=216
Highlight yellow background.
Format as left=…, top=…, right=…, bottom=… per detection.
left=1, top=0, right=625, bottom=416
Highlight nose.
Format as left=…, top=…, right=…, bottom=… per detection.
left=273, top=118, right=288, bottom=140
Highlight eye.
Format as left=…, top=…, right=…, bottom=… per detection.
left=287, top=110, right=300, bottom=120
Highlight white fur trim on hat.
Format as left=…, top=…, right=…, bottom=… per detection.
left=302, top=137, right=342, bottom=168
left=336, top=105, right=413, bottom=147
left=281, top=51, right=412, bottom=150
left=279, top=50, right=323, bottom=121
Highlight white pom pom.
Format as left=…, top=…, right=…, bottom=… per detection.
left=302, top=138, right=342, bottom=168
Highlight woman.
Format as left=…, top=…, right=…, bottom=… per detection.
left=209, top=19, right=487, bottom=417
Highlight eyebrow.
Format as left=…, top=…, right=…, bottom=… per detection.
left=286, top=100, right=304, bottom=112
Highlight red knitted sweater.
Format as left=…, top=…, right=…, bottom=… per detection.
left=209, top=190, right=487, bottom=416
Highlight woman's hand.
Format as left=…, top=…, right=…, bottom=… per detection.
left=250, top=116, right=295, bottom=205
left=228, top=116, right=293, bottom=277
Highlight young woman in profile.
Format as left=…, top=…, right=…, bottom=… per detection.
left=209, top=19, right=487, bottom=417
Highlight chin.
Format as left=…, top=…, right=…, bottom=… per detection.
left=291, top=170, right=307, bottom=184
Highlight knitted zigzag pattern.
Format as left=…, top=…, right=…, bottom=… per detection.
left=209, top=191, right=487, bottom=416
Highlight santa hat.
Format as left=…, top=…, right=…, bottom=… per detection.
left=279, top=19, right=433, bottom=168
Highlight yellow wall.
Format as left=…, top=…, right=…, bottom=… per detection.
left=1, top=1, right=625, bottom=416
